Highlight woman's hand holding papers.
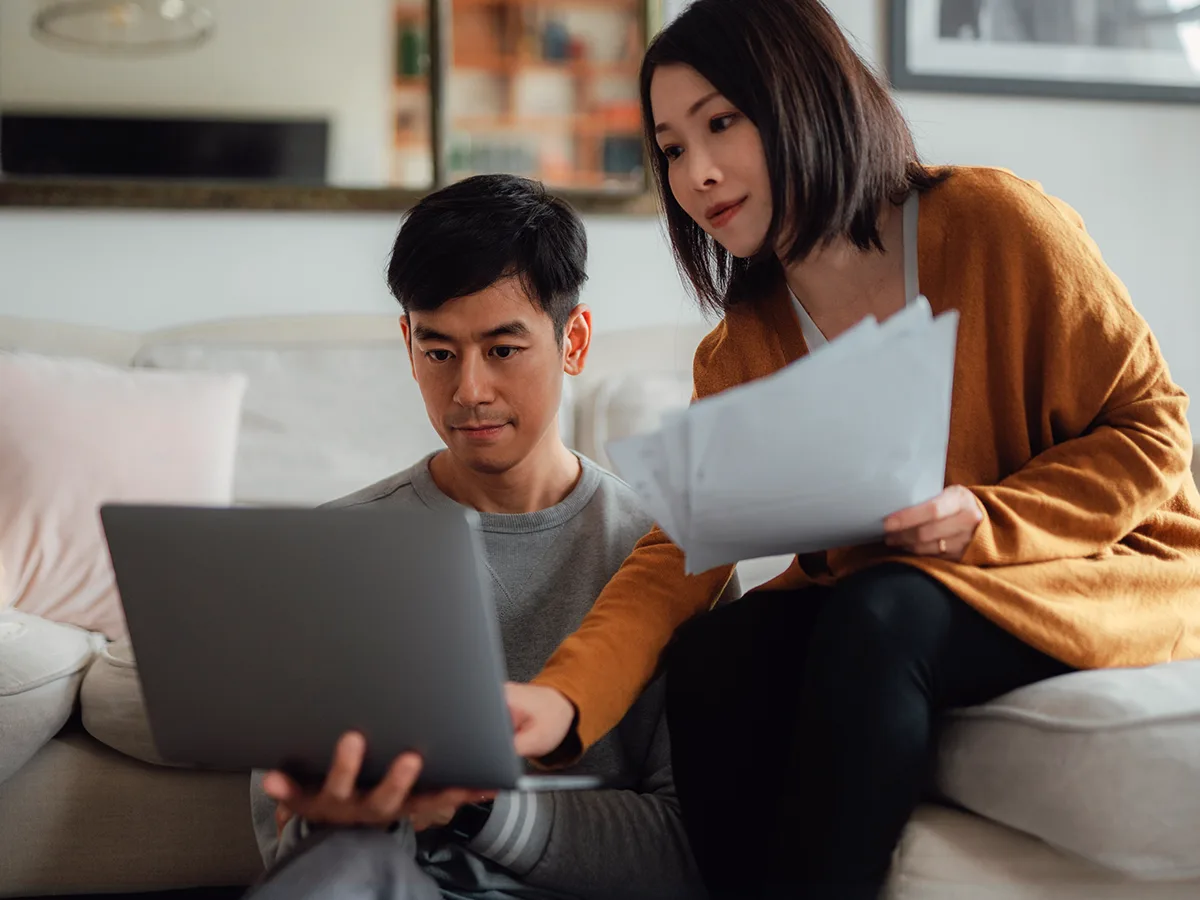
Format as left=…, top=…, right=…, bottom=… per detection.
left=262, top=731, right=495, bottom=832
left=883, top=485, right=984, bottom=561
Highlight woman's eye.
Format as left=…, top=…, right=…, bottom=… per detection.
left=491, top=346, right=521, bottom=360
left=711, top=114, right=738, bottom=134
left=662, top=145, right=683, bottom=162
left=426, top=349, right=452, bottom=362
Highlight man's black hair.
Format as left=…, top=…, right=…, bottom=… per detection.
left=387, top=174, right=588, bottom=341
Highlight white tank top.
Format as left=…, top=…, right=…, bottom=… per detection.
left=790, top=191, right=921, bottom=349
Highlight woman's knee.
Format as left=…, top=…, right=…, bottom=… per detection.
left=813, top=564, right=958, bottom=663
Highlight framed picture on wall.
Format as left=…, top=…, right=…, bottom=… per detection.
left=890, top=0, right=1200, bottom=103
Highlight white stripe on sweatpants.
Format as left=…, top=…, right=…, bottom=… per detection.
left=478, top=793, right=524, bottom=861
left=496, top=796, right=539, bottom=868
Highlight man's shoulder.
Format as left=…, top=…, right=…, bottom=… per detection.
left=322, top=461, right=426, bottom=510
left=579, top=456, right=655, bottom=537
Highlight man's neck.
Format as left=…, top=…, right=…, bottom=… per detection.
left=429, top=438, right=582, bottom=515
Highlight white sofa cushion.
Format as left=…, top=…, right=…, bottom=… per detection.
left=887, top=804, right=1200, bottom=900
left=936, top=661, right=1200, bottom=881
left=135, top=339, right=574, bottom=506
left=0, top=352, right=246, bottom=638
left=134, top=340, right=435, bottom=506
left=80, top=636, right=175, bottom=767
left=574, top=370, right=695, bottom=470
left=0, top=611, right=101, bottom=784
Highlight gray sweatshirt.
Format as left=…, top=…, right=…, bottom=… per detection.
left=250, top=453, right=705, bottom=900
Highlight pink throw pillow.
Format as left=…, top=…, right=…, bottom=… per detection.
left=0, top=353, right=245, bottom=639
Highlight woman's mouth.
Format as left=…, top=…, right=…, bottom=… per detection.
left=706, top=197, right=747, bottom=229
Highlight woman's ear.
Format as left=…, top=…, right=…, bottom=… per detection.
left=561, top=305, right=592, bottom=377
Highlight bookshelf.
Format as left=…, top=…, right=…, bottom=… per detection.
left=390, top=0, right=649, bottom=194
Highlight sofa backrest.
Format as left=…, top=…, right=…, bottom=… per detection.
left=0, top=314, right=712, bottom=505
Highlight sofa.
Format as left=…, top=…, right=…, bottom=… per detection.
left=1, top=312, right=1199, bottom=899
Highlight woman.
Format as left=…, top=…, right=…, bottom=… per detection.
left=506, top=1, right=1200, bottom=897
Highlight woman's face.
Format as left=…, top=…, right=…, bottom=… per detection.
left=650, top=64, right=773, bottom=259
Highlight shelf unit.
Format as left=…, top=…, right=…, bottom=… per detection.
left=389, top=0, right=649, bottom=194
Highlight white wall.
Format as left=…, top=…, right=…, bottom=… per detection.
left=1, top=0, right=1198, bottom=398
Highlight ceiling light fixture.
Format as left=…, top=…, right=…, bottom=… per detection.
left=32, top=0, right=215, bottom=56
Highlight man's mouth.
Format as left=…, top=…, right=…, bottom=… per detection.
left=453, top=423, right=510, bottom=438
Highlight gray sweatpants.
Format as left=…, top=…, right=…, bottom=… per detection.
left=246, top=829, right=442, bottom=900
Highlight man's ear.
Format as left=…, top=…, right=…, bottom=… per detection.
left=561, top=305, right=592, bottom=377
left=399, top=315, right=417, bottom=380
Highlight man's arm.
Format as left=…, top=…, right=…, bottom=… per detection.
left=468, top=685, right=705, bottom=900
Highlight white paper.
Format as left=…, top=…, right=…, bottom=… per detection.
left=606, top=298, right=960, bottom=576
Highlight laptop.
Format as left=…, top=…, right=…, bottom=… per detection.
left=99, top=503, right=602, bottom=794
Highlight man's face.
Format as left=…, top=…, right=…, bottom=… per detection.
left=402, top=277, right=587, bottom=475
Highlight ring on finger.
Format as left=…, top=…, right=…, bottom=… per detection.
left=938, top=538, right=947, bottom=555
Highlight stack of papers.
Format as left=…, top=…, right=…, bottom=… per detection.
left=607, top=297, right=959, bottom=574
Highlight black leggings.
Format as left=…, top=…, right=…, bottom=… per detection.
left=664, top=564, right=1074, bottom=900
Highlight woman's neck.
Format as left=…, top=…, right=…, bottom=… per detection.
left=782, top=201, right=907, bottom=342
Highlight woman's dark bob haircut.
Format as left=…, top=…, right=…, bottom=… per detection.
left=640, top=0, right=946, bottom=315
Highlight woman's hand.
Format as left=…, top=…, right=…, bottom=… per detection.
left=262, top=732, right=493, bottom=830
left=506, top=682, right=576, bottom=760
left=883, top=485, right=983, bottom=561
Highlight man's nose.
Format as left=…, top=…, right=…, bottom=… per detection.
left=453, top=354, right=494, bottom=407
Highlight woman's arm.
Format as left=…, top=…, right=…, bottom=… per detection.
left=533, top=528, right=733, bottom=752
left=962, top=176, right=1192, bottom=565
left=530, top=325, right=747, bottom=755
left=964, top=329, right=1191, bottom=566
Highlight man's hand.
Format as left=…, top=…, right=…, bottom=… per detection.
left=409, top=803, right=461, bottom=833
left=261, top=732, right=494, bottom=830
left=883, top=485, right=983, bottom=561
left=506, top=682, right=575, bottom=759
left=274, top=801, right=294, bottom=837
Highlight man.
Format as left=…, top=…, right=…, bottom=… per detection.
left=247, top=174, right=707, bottom=900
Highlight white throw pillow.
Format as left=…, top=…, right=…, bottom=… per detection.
left=937, top=660, right=1200, bottom=881
left=0, top=352, right=246, bottom=639
left=0, top=610, right=103, bottom=784
left=576, top=371, right=694, bottom=469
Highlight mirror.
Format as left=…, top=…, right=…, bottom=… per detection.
left=0, top=0, right=667, bottom=211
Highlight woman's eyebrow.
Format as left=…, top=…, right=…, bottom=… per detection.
left=655, top=91, right=722, bottom=135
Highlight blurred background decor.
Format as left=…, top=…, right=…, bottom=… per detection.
left=0, top=0, right=670, bottom=211
left=891, top=0, right=1200, bottom=102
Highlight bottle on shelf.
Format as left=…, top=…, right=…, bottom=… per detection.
left=398, top=21, right=426, bottom=78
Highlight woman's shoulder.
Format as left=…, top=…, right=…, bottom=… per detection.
left=925, top=166, right=1104, bottom=280
left=921, top=166, right=1094, bottom=244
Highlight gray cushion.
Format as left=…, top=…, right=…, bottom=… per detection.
left=937, top=660, right=1200, bottom=881
left=0, top=610, right=100, bottom=784
left=80, top=636, right=177, bottom=767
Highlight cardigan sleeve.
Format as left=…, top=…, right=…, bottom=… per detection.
left=962, top=179, right=1192, bottom=566
left=533, top=325, right=738, bottom=754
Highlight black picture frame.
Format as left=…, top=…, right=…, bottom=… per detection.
left=889, top=0, right=1200, bottom=104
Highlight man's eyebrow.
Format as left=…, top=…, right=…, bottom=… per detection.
left=481, top=321, right=531, bottom=340
left=411, top=321, right=531, bottom=342
left=655, top=90, right=722, bottom=135
left=411, top=325, right=452, bottom=342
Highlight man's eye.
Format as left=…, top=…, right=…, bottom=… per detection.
left=426, top=349, right=452, bottom=362
left=491, top=346, right=521, bottom=360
